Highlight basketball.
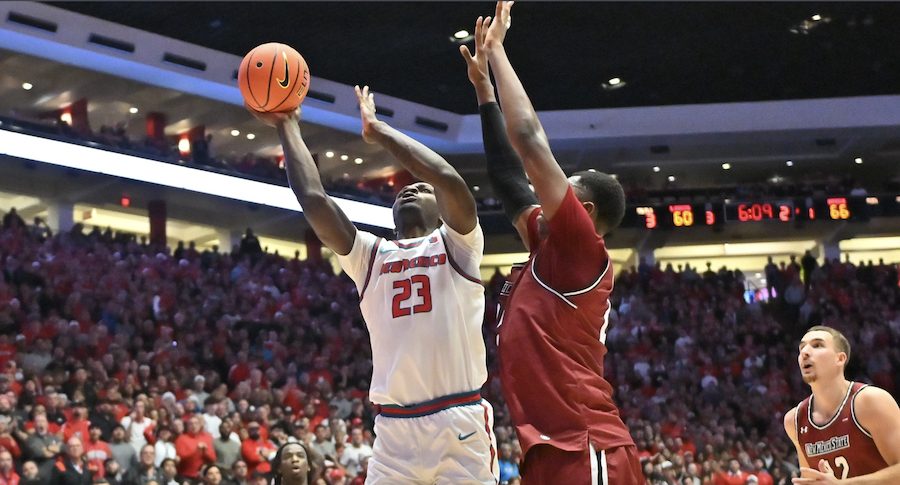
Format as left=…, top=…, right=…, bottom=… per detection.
left=239, top=43, right=310, bottom=113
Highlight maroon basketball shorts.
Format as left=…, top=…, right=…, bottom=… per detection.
left=521, top=443, right=643, bottom=485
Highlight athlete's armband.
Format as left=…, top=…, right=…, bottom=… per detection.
left=479, top=102, right=539, bottom=222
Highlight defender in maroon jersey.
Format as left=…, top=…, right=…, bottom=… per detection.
left=462, top=3, right=642, bottom=483
left=785, top=326, right=900, bottom=484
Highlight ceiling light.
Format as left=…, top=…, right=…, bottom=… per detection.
left=325, top=151, right=334, bottom=158
left=354, top=158, right=363, bottom=165
left=454, top=30, right=469, bottom=39
left=473, top=185, right=480, bottom=191
left=786, top=160, right=793, bottom=167
left=812, top=14, right=821, bottom=21
left=855, top=157, right=863, bottom=164
left=340, top=155, right=349, bottom=161
left=230, top=130, right=240, bottom=136
left=610, top=174, right=617, bottom=179
left=755, top=273, right=762, bottom=277
left=668, top=176, right=675, bottom=182
left=653, top=166, right=660, bottom=172
left=722, top=163, right=731, bottom=170
left=129, top=107, right=139, bottom=114
left=22, top=83, right=32, bottom=90
left=178, top=139, right=191, bottom=153
left=601, top=78, right=627, bottom=91
left=246, top=133, right=255, bottom=140
left=587, top=169, right=596, bottom=172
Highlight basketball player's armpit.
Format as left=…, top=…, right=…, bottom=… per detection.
left=480, top=102, right=538, bottom=222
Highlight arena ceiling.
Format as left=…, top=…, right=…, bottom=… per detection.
left=43, top=2, right=900, bottom=114
left=0, top=2, right=898, bottom=197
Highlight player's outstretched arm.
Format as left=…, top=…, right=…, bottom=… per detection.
left=793, top=388, right=900, bottom=485
left=461, top=14, right=538, bottom=247
left=355, top=85, right=477, bottom=235
left=482, top=1, right=569, bottom=222
left=247, top=105, right=357, bottom=256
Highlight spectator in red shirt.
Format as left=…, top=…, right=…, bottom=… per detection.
left=83, top=424, right=112, bottom=478
left=0, top=422, right=20, bottom=460
left=61, top=402, right=90, bottom=443
left=715, top=459, right=753, bottom=485
left=174, top=416, right=215, bottom=479
left=0, top=337, right=16, bottom=372
left=240, top=422, right=276, bottom=474
left=751, top=459, right=773, bottom=485
left=0, top=451, right=18, bottom=485
left=348, top=456, right=368, bottom=485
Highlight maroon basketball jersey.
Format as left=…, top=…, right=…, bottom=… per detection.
left=795, top=382, right=888, bottom=478
left=497, top=190, right=634, bottom=458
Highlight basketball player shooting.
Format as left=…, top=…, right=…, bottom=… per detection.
left=246, top=87, right=498, bottom=484
left=784, top=326, right=900, bottom=484
left=460, top=2, right=643, bottom=484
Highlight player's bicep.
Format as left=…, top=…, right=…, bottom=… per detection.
left=518, top=147, right=569, bottom=222
left=783, top=409, right=810, bottom=468
left=857, top=387, right=900, bottom=466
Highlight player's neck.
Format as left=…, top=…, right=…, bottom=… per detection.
left=811, top=377, right=851, bottom=416
left=395, top=223, right=434, bottom=240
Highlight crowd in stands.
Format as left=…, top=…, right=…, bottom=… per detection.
left=2, top=197, right=900, bottom=483
left=1, top=210, right=896, bottom=485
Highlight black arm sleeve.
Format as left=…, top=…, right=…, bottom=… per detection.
left=479, top=102, right=539, bottom=222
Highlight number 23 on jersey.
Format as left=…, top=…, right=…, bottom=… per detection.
left=392, top=275, right=433, bottom=318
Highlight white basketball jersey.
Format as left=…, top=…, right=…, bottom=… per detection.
left=337, top=224, right=487, bottom=406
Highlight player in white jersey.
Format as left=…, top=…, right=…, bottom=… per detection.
left=247, top=85, right=498, bottom=485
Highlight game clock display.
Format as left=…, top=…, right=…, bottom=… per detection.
left=623, top=195, right=892, bottom=230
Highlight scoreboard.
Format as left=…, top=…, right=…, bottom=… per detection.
left=623, top=194, right=899, bottom=230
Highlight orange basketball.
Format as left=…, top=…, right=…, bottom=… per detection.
left=239, top=43, right=310, bottom=113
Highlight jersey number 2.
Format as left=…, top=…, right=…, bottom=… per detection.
left=392, top=275, right=432, bottom=318
left=829, top=456, right=849, bottom=480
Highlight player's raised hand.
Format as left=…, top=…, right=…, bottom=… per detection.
left=792, top=459, right=839, bottom=485
left=245, top=103, right=301, bottom=128
left=483, top=1, right=513, bottom=53
left=355, top=85, right=380, bottom=144
left=460, top=16, right=492, bottom=88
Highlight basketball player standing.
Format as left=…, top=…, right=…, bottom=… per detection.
left=785, top=326, right=900, bottom=484
left=461, top=3, right=643, bottom=484
left=247, top=86, right=498, bottom=484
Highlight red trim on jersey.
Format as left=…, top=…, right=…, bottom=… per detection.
left=395, top=238, right=426, bottom=249
left=439, top=231, right=483, bottom=286
left=379, top=390, right=482, bottom=418
left=480, top=402, right=497, bottom=483
left=358, top=237, right=383, bottom=302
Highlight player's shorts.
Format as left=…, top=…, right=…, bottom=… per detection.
left=366, top=390, right=499, bottom=485
left=521, top=442, right=643, bottom=485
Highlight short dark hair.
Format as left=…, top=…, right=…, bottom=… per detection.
left=571, top=171, right=626, bottom=233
